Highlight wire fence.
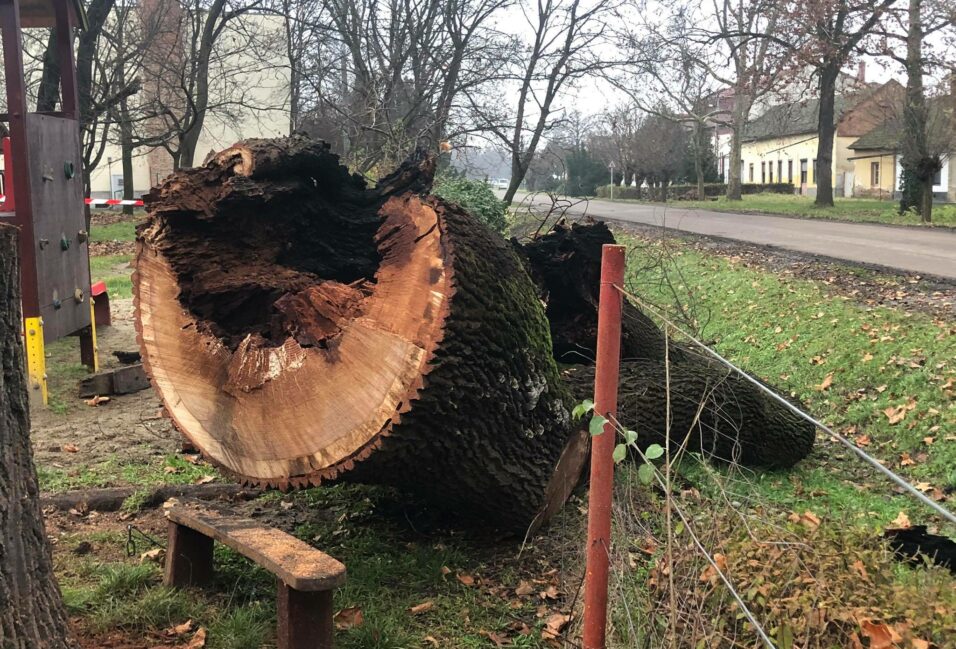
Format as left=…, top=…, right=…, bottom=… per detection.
left=589, top=279, right=954, bottom=649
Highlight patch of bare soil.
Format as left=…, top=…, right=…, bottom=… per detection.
left=90, top=240, right=135, bottom=256
left=31, top=298, right=180, bottom=473
left=612, top=221, right=956, bottom=318
left=90, top=209, right=142, bottom=227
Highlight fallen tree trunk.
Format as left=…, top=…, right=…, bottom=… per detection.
left=135, top=136, right=586, bottom=531
left=518, top=220, right=815, bottom=468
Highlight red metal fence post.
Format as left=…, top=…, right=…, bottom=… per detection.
left=582, top=244, right=626, bottom=649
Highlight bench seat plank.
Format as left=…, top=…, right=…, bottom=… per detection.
left=166, top=505, right=346, bottom=591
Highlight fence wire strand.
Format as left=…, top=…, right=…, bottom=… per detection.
left=613, top=283, right=956, bottom=527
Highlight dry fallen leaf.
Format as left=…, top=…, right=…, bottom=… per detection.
left=911, top=639, right=931, bottom=649
left=140, top=548, right=165, bottom=563
left=699, top=553, right=729, bottom=583
left=187, top=627, right=207, bottom=649
left=788, top=510, right=821, bottom=530
left=851, top=560, right=869, bottom=582
left=409, top=601, right=434, bottom=615
left=883, top=405, right=906, bottom=425
left=164, top=620, right=193, bottom=636
left=818, top=373, right=834, bottom=391
left=334, top=607, right=364, bottom=630
left=541, top=613, right=572, bottom=640
left=515, top=580, right=534, bottom=597
left=855, top=434, right=871, bottom=447
left=859, top=619, right=901, bottom=649
left=423, top=636, right=440, bottom=648
left=899, top=452, right=916, bottom=467
left=456, top=573, right=476, bottom=587
left=889, top=511, right=912, bottom=529
left=194, top=475, right=215, bottom=485
left=63, top=443, right=79, bottom=453
left=85, top=395, right=110, bottom=407
left=440, top=566, right=451, bottom=576
left=539, top=584, right=560, bottom=600
left=479, top=630, right=509, bottom=647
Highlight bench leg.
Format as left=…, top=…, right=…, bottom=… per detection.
left=164, top=521, right=214, bottom=588
left=276, top=583, right=334, bottom=649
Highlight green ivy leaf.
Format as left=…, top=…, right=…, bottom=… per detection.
left=674, top=521, right=685, bottom=536
left=589, top=414, right=608, bottom=437
left=612, top=443, right=627, bottom=464
left=624, top=429, right=638, bottom=445
left=645, top=443, right=665, bottom=460
left=637, top=462, right=655, bottom=484
left=572, top=399, right=595, bottom=420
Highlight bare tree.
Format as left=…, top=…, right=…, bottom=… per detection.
left=470, top=0, right=619, bottom=205
left=128, top=0, right=274, bottom=170
left=297, top=0, right=510, bottom=175
left=33, top=0, right=143, bottom=194
left=770, top=0, right=897, bottom=207
left=877, top=0, right=956, bottom=221
left=699, top=0, right=785, bottom=200
left=610, top=15, right=723, bottom=199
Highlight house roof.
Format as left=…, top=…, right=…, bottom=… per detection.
left=849, top=97, right=955, bottom=151
left=743, top=81, right=901, bottom=142
left=743, top=95, right=854, bottom=141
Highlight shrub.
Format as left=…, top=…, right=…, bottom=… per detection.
left=433, top=175, right=508, bottom=233
left=595, top=182, right=795, bottom=200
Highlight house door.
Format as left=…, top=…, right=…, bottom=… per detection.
left=799, top=159, right=808, bottom=194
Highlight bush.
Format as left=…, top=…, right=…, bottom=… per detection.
left=595, top=182, right=795, bottom=200
left=433, top=175, right=508, bottom=233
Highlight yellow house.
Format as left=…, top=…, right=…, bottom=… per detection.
left=740, top=81, right=904, bottom=196
left=848, top=100, right=956, bottom=202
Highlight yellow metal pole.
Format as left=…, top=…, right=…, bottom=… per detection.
left=23, top=316, right=48, bottom=404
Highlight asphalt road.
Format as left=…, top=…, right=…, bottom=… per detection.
left=507, top=193, right=956, bottom=280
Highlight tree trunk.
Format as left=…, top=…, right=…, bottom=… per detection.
left=919, top=176, right=933, bottom=223
left=899, top=0, right=934, bottom=223
left=134, top=136, right=587, bottom=532
left=516, top=220, right=816, bottom=469
left=814, top=65, right=839, bottom=208
left=726, top=93, right=752, bottom=201
left=694, top=122, right=706, bottom=201
left=0, top=225, right=76, bottom=646
left=36, top=30, right=60, bottom=112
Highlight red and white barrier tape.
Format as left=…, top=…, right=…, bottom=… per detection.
left=0, top=195, right=144, bottom=206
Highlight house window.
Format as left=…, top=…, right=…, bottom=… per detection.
left=800, top=159, right=808, bottom=184
left=870, top=161, right=880, bottom=186
left=761, top=161, right=766, bottom=183
left=749, top=163, right=754, bottom=182
left=812, top=159, right=819, bottom=184
left=769, top=163, right=774, bottom=183
left=788, top=160, right=793, bottom=183
left=778, top=160, right=783, bottom=183
left=933, top=167, right=942, bottom=185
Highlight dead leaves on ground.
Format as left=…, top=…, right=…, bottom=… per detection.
left=333, top=607, right=363, bottom=630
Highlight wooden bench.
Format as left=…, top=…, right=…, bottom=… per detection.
left=163, top=503, right=346, bottom=649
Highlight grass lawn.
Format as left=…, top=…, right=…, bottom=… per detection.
left=617, top=231, right=955, bottom=503
left=90, top=219, right=139, bottom=242
left=89, top=253, right=133, bottom=298
left=610, top=193, right=956, bottom=227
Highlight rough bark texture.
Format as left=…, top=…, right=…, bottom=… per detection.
left=814, top=65, right=839, bottom=208
left=0, top=225, right=76, bottom=647
left=135, top=136, right=585, bottom=532
left=516, top=220, right=815, bottom=468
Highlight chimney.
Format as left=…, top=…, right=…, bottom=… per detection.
left=857, top=61, right=866, bottom=84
